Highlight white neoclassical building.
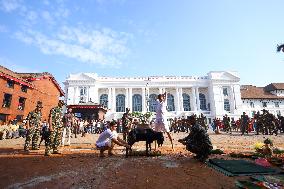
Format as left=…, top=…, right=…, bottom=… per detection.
left=63, top=71, right=243, bottom=122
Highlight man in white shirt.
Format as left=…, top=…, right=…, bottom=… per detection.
left=154, top=92, right=174, bottom=149
left=96, top=121, right=130, bottom=157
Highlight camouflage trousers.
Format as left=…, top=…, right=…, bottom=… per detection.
left=24, top=128, right=41, bottom=150
left=45, top=127, right=63, bottom=154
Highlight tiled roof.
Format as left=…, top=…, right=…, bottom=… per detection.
left=0, top=65, right=64, bottom=96
left=0, top=65, right=34, bottom=87
left=264, top=83, right=284, bottom=91
left=241, top=85, right=284, bottom=99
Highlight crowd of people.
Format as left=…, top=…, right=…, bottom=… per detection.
left=0, top=119, right=26, bottom=140
left=169, top=110, right=284, bottom=136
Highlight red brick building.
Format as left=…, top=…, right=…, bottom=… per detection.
left=0, top=65, right=64, bottom=122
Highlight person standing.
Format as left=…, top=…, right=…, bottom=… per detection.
left=45, top=100, right=64, bottom=156
left=240, top=112, right=249, bottom=135
left=24, top=101, right=43, bottom=152
left=121, top=108, right=131, bottom=140
left=154, top=92, right=174, bottom=149
left=62, top=107, right=74, bottom=146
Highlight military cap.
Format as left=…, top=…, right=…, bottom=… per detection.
left=36, top=101, right=43, bottom=108
left=58, top=100, right=65, bottom=105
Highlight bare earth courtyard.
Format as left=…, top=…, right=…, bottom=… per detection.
left=0, top=132, right=283, bottom=189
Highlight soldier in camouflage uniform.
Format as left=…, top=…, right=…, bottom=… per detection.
left=222, top=114, right=231, bottom=134
left=178, top=115, right=213, bottom=162
left=24, top=101, right=43, bottom=152
left=45, top=101, right=64, bottom=156
left=197, top=113, right=208, bottom=131
left=121, top=108, right=131, bottom=141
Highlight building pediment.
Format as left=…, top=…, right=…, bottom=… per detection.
left=208, top=71, right=240, bottom=81
left=67, top=73, right=98, bottom=81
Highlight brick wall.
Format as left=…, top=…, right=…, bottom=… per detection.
left=0, top=76, right=62, bottom=122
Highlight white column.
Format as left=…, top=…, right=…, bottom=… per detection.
left=180, top=88, right=184, bottom=111
left=129, top=88, right=133, bottom=112
left=176, top=87, right=180, bottom=112
left=142, top=87, right=146, bottom=112
left=108, top=88, right=112, bottom=110
left=196, top=87, right=200, bottom=111
left=146, top=87, right=150, bottom=112
left=94, top=87, right=99, bottom=104
left=66, top=86, right=73, bottom=105
left=125, top=88, right=129, bottom=109
left=192, top=87, right=197, bottom=111
left=230, top=85, right=235, bottom=112
left=75, top=87, right=80, bottom=104
left=87, top=86, right=90, bottom=102
left=112, top=88, right=116, bottom=112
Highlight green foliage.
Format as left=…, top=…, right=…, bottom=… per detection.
left=130, top=112, right=153, bottom=124
left=210, top=149, right=224, bottom=154
left=273, top=148, right=284, bottom=154
left=263, top=138, right=273, bottom=145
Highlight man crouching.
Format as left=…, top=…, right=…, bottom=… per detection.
left=178, top=115, right=213, bottom=162
left=96, top=121, right=130, bottom=157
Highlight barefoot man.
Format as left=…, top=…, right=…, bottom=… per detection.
left=154, top=92, right=174, bottom=149
left=96, top=121, right=130, bottom=157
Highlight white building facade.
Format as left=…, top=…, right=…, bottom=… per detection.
left=241, top=84, right=284, bottom=117
left=64, top=71, right=243, bottom=121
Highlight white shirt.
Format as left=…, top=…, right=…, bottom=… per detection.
left=156, top=100, right=167, bottom=119
left=96, top=129, right=118, bottom=148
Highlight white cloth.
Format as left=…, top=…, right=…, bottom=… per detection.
left=96, top=129, right=118, bottom=148
left=62, top=127, right=71, bottom=146
left=154, top=100, right=170, bottom=132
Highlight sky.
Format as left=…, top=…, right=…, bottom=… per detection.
left=0, top=0, right=284, bottom=87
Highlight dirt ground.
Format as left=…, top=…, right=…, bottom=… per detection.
left=0, top=132, right=283, bottom=189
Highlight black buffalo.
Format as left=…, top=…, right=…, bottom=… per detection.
left=126, top=128, right=164, bottom=157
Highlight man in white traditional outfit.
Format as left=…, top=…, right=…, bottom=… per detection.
left=154, top=92, right=174, bottom=149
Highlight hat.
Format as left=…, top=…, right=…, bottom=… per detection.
left=58, top=100, right=65, bottom=105
left=36, top=101, right=43, bottom=108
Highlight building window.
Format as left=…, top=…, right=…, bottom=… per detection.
left=21, top=85, right=28, bottom=93
left=149, top=94, right=157, bottom=112
left=7, top=80, right=14, bottom=88
left=116, top=94, right=125, bottom=112
left=80, top=87, right=87, bottom=96
left=2, top=93, right=12, bottom=108
left=182, top=93, right=191, bottom=111
left=223, top=88, right=228, bottom=96
left=224, top=99, right=230, bottom=111
left=167, top=94, right=175, bottom=111
left=262, top=102, right=267, bottom=108
left=132, top=94, right=142, bottom=112
left=18, top=97, right=26, bottom=110
left=250, top=102, right=254, bottom=108
left=0, top=114, right=7, bottom=121
left=199, top=93, right=207, bottom=110
left=16, top=115, right=23, bottom=121
left=100, top=94, right=108, bottom=108
left=275, top=102, right=279, bottom=108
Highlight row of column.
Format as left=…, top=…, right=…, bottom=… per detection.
left=105, top=87, right=202, bottom=112
left=71, top=86, right=204, bottom=112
